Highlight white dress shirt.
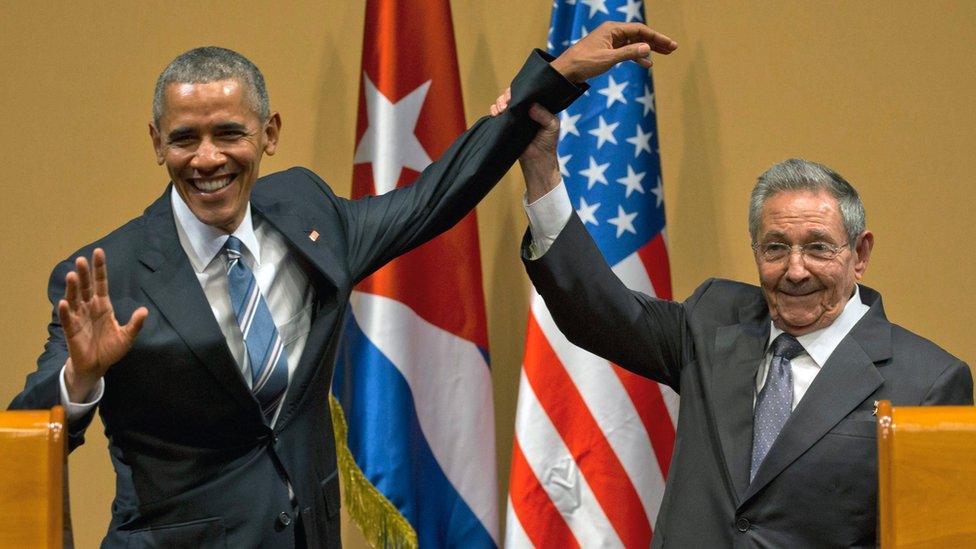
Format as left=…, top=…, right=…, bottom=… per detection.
left=523, top=180, right=871, bottom=409
left=61, top=188, right=314, bottom=425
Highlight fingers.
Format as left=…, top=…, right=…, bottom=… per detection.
left=489, top=87, right=512, bottom=117
left=76, top=255, right=93, bottom=301
left=58, top=299, right=78, bottom=335
left=64, top=271, right=80, bottom=309
left=528, top=103, right=558, bottom=130
left=609, top=22, right=677, bottom=54
left=124, top=306, right=149, bottom=341
left=609, top=42, right=654, bottom=67
left=92, top=248, right=109, bottom=298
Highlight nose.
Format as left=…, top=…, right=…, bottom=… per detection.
left=189, top=137, right=225, bottom=171
left=784, top=248, right=810, bottom=283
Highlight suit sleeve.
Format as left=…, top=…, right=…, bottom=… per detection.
left=524, top=212, right=688, bottom=390
left=8, top=257, right=97, bottom=451
left=335, top=50, right=586, bottom=283
left=922, top=359, right=974, bottom=405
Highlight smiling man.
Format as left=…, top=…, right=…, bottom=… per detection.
left=9, top=24, right=679, bottom=549
left=513, top=120, right=973, bottom=545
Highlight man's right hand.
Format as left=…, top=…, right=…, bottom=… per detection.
left=61, top=248, right=147, bottom=402
left=550, top=21, right=677, bottom=84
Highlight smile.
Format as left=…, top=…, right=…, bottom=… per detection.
left=190, top=175, right=235, bottom=193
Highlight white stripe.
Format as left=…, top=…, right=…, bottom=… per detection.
left=504, top=495, right=534, bottom=549
left=350, top=291, right=498, bottom=542
left=612, top=250, right=680, bottom=428
left=531, top=295, right=666, bottom=528
left=240, top=285, right=260, bottom=337
left=512, top=371, right=621, bottom=547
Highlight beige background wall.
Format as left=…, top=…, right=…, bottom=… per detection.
left=1, top=1, right=974, bottom=546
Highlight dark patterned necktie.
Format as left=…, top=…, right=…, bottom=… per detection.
left=750, top=332, right=804, bottom=481
left=225, top=236, right=289, bottom=424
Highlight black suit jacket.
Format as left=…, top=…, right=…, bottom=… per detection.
left=526, top=213, right=973, bottom=548
left=9, top=51, right=582, bottom=548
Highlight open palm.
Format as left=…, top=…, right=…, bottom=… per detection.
left=60, top=248, right=147, bottom=391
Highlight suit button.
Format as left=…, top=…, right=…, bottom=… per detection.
left=736, top=517, right=751, bottom=532
left=277, top=511, right=292, bottom=527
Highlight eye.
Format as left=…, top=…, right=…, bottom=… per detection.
left=805, top=242, right=832, bottom=253
left=761, top=243, right=790, bottom=258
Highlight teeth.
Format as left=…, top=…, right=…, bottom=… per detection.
left=194, top=176, right=232, bottom=192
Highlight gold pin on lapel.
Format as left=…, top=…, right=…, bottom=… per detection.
left=872, top=401, right=880, bottom=416
left=309, top=230, right=320, bottom=242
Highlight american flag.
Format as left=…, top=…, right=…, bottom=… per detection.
left=505, top=1, right=678, bottom=546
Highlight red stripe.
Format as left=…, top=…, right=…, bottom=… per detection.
left=522, top=315, right=653, bottom=547
left=509, top=438, right=580, bottom=548
left=610, top=365, right=676, bottom=477
left=637, top=233, right=673, bottom=300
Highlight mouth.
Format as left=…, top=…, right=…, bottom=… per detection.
left=189, top=174, right=236, bottom=194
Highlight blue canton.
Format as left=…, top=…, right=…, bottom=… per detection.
left=549, top=0, right=666, bottom=266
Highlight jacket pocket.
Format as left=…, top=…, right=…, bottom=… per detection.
left=321, top=470, right=341, bottom=520
left=830, top=417, right=878, bottom=439
left=125, top=517, right=226, bottom=548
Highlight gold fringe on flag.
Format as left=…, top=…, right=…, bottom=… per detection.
left=330, top=395, right=419, bottom=549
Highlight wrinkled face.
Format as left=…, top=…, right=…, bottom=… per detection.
left=755, top=190, right=873, bottom=336
left=150, top=79, right=280, bottom=233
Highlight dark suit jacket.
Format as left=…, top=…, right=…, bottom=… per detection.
left=9, top=51, right=581, bottom=548
left=525, top=213, right=974, bottom=548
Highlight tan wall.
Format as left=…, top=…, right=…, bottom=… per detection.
left=1, top=1, right=973, bottom=547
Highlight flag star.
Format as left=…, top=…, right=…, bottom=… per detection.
left=615, top=165, right=646, bottom=198
left=577, top=196, right=600, bottom=225
left=578, top=156, right=610, bottom=189
left=616, top=0, right=644, bottom=22
left=560, top=111, right=581, bottom=139
left=581, top=0, right=609, bottom=18
left=353, top=75, right=432, bottom=194
left=588, top=116, right=619, bottom=149
left=635, top=85, right=655, bottom=116
left=597, top=76, right=629, bottom=108
left=558, top=153, right=572, bottom=177
left=607, top=205, right=638, bottom=237
left=625, top=124, right=653, bottom=157
left=651, top=175, right=664, bottom=207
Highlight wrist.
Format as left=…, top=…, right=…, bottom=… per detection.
left=64, top=359, right=100, bottom=403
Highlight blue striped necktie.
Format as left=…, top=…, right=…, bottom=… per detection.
left=224, top=236, right=289, bottom=424
left=750, top=332, right=804, bottom=481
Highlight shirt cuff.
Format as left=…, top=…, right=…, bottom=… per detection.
left=524, top=181, right=573, bottom=259
left=59, top=365, right=104, bottom=421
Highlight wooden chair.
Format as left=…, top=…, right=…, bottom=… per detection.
left=0, top=406, right=65, bottom=548
left=877, top=400, right=976, bottom=547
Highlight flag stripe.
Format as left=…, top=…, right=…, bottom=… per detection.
left=531, top=294, right=665, bottom=528
left=333, top=312, right=494, bottom=547
left=523, top=314, right=653, bottom=547
left=610, top=367, right=676, bottom=477
left=349, top=291, right=498, bottom=540
left=512, top=370, right=620, bottom=545
left=507, top=439, right=579, bottom=549
left=637, top=232, right=673, bottom=301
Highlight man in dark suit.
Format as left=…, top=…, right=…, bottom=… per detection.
left=8, top=24, right=678, bottom=547
left=507, top=103, right=974, bottom=546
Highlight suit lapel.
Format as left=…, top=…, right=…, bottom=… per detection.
left=742, top=287, right=890, bottom=503
left=710, top=298, right=769, bottom=502
left=137, top=190, right=261, bottom=418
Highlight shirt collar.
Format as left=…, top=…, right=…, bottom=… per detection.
left=767, top=285, right=871, bottom=368
left=170, top=187, right=262, bottom=273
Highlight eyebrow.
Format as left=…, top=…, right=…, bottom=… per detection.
left=166, top=127, right=197, bottom=141
left=760, top=229, right=838, bottom=243
left=213, top=122, right=248, bottom=133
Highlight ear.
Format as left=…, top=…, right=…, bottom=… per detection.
left=149, top=122, right=165, bottom=165
left=263, top=112, right=281, bottom=156
left=852, top=230, right=874, bottom=280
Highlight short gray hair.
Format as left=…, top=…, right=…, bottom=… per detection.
left=748, top=158, right=866, bottom=247
left=152, top=46, right=269, bottom=127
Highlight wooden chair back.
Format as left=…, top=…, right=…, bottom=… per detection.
left=0, top=406, right=65, bottom=548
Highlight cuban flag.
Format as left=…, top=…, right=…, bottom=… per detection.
left=331, top=0, right=497, bottom=546
left=506, top=1, right=678, bottom=546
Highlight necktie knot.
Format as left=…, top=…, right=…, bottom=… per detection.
left=224, top=235, right=244, bottom=259
left=770, top=333, right=804, bottom=361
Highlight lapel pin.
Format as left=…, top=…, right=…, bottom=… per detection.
left=309, top=230, right=320, bottom=242
left=872, top=401, right=879, bottom=416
